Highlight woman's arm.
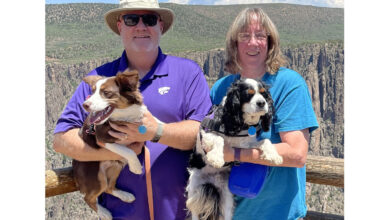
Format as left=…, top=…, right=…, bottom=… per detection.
left=224, top=129, right=310, bottom=168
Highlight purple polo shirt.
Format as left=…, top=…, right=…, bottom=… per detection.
left=54, top=48, right=212, bottom=220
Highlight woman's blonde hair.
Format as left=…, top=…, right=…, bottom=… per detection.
left=224, top=8, right=287, bottom=74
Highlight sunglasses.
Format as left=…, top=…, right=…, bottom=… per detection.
left=121, top=14, right=159, bottom=27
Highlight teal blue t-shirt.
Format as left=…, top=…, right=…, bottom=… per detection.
left=210, top=67, right=319, bottom=220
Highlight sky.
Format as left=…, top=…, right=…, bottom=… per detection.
left=45, top=0, right=344, bottom=8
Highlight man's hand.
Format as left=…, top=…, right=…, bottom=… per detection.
left=108, top=110, right=158, bottom=145
left=127, top=142, right=144, bottom=155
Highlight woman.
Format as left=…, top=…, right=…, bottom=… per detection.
left=209, top=8, right=318, bottom=220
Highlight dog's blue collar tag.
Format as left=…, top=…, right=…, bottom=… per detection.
left=138, top=125, right=147, bottom=134
left=248, top=126, right=256, bottom=137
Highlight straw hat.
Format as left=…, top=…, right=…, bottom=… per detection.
left=104, top=0, right=175, bottom=35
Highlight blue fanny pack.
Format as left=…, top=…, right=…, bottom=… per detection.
left=228, top=162, right=268, bottom=198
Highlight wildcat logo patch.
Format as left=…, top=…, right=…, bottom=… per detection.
left=158, top=87, right=170, bottom=95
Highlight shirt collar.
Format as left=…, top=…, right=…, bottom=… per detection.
left=118, top=47, right=168, bottom=83
left=237, top=72, right=269, bottom=81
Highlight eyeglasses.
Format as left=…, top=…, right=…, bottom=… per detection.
left=121, top=14, right=159, bottom=27
left=237, top=32, right=268, bottom=42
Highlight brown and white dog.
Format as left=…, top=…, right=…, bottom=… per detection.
left=72, top=70, right=146, bottom=220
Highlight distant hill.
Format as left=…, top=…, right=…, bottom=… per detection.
left=46, top=3, right=343, bottom=64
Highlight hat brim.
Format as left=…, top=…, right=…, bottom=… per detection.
left=104, top=8, right=174, bottom=35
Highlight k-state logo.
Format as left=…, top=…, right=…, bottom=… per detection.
left=158, top=87, right=170, bottom=95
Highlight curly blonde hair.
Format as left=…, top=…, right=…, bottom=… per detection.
left=224, top=8, right=287, bottom=74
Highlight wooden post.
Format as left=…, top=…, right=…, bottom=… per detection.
left=305, top=211, right=344, bottom=220
left=45, top=167, right=77, bottom=197
left=306, top=155, right=344, bottom=187
left=45, top=155, right=344, bottom=198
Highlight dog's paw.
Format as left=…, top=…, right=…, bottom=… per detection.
left=122, top=193, right=135, bottom=203
left=128, top=160, right=143, bottom=174
left=201, top=132, right=225, bottom=168
left=205, top=153, right=225, bottom=168
left=113, top=190, right=135, bottom=203
left=97, top=204, right=113, bottom=220
left=98, top=212, right=112, bottom=220
left=268, top=154, right=283, bottom=165
left=200, top=132, right=216, bottom=153
left=258, top=139, right=283, bottom=165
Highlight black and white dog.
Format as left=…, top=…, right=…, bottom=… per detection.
left=186, top=78, right=283, bottom=220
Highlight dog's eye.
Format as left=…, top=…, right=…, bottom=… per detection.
left=247, top=89, right=255, bottom=95
left=103, top=91, right=114, bottom=98
left=259, top=88, right=265, bottom=93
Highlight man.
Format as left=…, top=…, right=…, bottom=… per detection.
left=52, top=0, right=212, bottom=219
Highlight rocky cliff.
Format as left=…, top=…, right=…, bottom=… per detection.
left=45, top=42, right=344, bottom=218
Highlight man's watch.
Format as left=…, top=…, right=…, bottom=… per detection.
left=151, top=122, right=163, bottom=143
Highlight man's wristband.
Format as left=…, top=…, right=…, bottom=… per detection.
left=151, top=122, right=163, bottom=143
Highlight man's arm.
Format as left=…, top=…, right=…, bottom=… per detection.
left=157, top=120, right=200, bottom=150
left=54, top=109, right=200, bottom=162
left=224, top=129, right=310, bottom=168
left=108, top=110, right=200, bottom=151
left=53, top=128, right=123, bottom=161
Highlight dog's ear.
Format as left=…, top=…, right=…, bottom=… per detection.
left=116, top=70, right=143, bottom=104
left=224, top=82, right=242, bottom=113
left=260, top=113, right=272, bottom=132
left=260, top=86, right=274, bottom=132
left=116, top=70, right=140, bottom=92
left=222, top=82, right=243, bottom=135
left=83, top=75, right=103, bottom=87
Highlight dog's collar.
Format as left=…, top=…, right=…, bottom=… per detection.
left=201, top=107, right=261, bottom=137
left=85, top=124, right=96, bottom=135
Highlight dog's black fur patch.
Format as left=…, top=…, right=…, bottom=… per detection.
left=199, top=183, right=221, bottom=220
left=188, top=151, right=206, bottom=169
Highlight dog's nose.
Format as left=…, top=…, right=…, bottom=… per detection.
left=256, top=100, right=265, bottom=108
left=83, top=102, right=91, bottom=111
